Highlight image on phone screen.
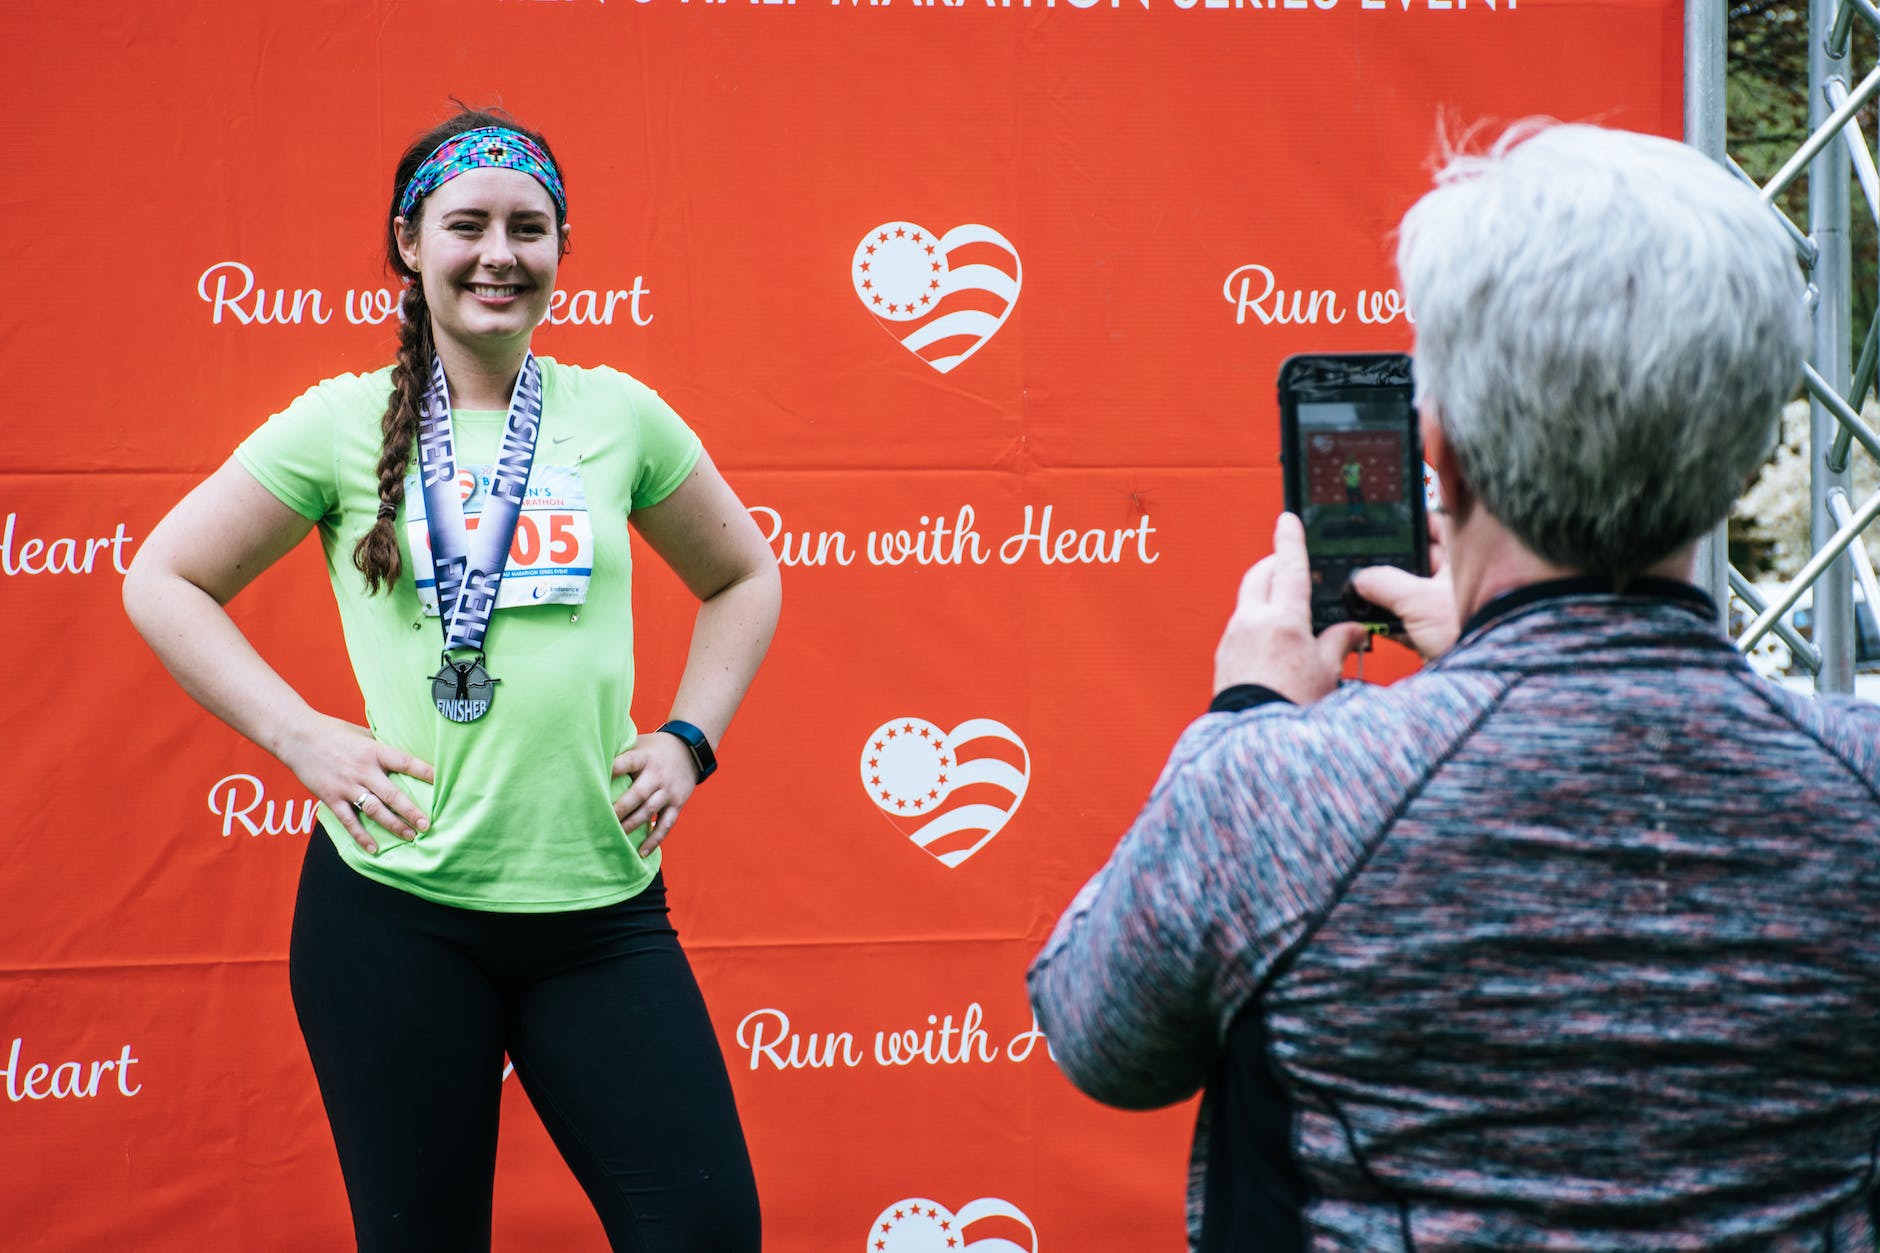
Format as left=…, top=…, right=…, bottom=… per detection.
left=1279, top=354, right=1425, bottom=633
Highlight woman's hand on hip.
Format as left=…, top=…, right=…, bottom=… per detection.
left=612, top=733, right=698, bottom=857
left=279, top=713, right=435, bottom=855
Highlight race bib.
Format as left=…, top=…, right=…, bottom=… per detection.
left=405, top=463, right=593, bottom=613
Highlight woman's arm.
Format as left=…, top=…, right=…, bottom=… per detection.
left=123, top=458, right=434, bottom=854
left=612, top=452, right=781, bottom=854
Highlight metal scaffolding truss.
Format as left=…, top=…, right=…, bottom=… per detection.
left=1690, top=0, right=1880, bottom=693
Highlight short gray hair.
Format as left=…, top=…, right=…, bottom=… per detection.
left=1396, top=122, right=1808, bottom=580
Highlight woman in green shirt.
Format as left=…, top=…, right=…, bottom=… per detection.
left=124, top=106, right=776, bottom=1251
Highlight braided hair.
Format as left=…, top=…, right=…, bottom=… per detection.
left=351, top=107, right=568, bottom=593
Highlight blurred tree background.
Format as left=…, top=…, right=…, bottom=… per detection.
left=1728, top=1, right=1880, bottom=578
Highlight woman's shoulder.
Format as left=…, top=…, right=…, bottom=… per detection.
left=535, top=359, right=698, bottom=478
left=536, top=358, right=668, bottom=408
left=275, top=365, right=397, bottom=420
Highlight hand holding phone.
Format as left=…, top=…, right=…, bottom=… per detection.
left=1277, top=352, right=1430, bottom=636
left=1214, top=513, right=1371, bottom=704
left=1350, top=556, right=1459, bottom=661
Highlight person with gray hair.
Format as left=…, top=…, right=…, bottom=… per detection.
left=1028, top=122, right=1880, bottom=1250
left=1399, top=122, right=1805, bottom=588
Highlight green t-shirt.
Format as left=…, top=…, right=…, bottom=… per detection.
left=234, top=359, right=703, bottom=911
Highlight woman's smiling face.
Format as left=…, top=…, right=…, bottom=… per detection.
left=396, top=166, right=567, bottom=366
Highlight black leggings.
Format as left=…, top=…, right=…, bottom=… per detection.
left=288, top=831, right=760, bottom=1253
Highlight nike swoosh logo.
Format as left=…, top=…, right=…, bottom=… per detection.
left=551, top=435, right=574, bottom=445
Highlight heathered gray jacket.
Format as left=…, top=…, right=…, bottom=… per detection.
left=1029, top=581, right=1880, bottom=1251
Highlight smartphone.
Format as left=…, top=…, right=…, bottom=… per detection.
left=1277, top=352, right=1428, bottom=636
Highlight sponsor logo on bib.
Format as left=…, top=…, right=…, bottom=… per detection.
left=406, top=462, right=593, bottom=613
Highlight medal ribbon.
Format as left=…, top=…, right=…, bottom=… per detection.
left=415, top=352, right=545, bottom=652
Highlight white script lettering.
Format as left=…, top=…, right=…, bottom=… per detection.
left=1004, top=1012, right=1056, bottom=1062
left=543, top=279, right=655, bottom=327
left=1223, top=265, right=1416, bottom=327
left=2, top=1038, right=142, bottom=1101
left=734, top=1002, right=1048, bottom=1072
left=1356, top=287, right=1413, bottom=325
left=873, top=1003, right=1003, bottom=1066
left=1222, top=263, right=1345, bottom=326
left=196, top=261, right=333, bottom=326
left=748, top=506, right=856, bottom=567
left=0, top=515, right=134, bottom=576
left=747, top=503, right=1159, bottom=571
left=345, top=287, right=401, bottom=325
left=735, top=1008, right=865, bottom=1070
left=865, top=506, right=991, bottom=567
left=208, top=773, right=317, bottom=838
left=998, top=504, right=1159, bottom=565
left=197, top=262, right=653, bottom=329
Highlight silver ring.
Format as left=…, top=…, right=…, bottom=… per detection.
left=354, top=790, right=373, bottom=809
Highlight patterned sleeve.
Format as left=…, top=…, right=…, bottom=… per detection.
left=1025, top=676, right=1467, bottom=1110
left=1026, top=709, right=1320, bottom=1110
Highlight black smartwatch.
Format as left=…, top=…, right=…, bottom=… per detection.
left=656, top=720, right=717, bottom=784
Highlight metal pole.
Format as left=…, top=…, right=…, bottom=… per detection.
left=1687, top=0, right=1730, bottom=622
left=1741, top=487, right=1880, bottom=647
left=1762, top=60, right=1880, bottom=202
left=1812, top=0, right=1858, bottom=694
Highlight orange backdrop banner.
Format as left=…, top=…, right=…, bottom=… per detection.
left=4, top=2, right=1681, bottom=1248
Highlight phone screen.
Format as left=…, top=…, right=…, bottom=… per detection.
left=1279, top=355, right=1425, bottom=633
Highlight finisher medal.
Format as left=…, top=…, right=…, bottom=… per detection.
left=413, top=352, right=544, bottom=724
left=430, top=651, right=499, bottom=723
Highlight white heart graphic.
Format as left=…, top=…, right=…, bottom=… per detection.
left=859, top=717, right=1030, bottom=868
left=865, top=1196, right=1039, bottom=1253
left=852, top=221, right=1022, bottom=374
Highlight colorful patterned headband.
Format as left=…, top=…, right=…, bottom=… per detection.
left=397, top=126, right=567, bottom=220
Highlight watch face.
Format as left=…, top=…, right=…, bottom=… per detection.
left=660, top=721, right=715, bottom=781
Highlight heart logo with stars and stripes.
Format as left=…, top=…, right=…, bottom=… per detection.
left=858, top=717, right=1030, bottom=868
left=851, top=221, right=1022, bottom=374
left=865, top=1196, right=1038, bottom=1253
